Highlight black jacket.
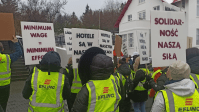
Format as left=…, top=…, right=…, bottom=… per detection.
left=187, top=56, right=199, bottom=74
left=148, top=68, right=168, bottom=92
left=66, top=64, right=74, bottom=87
left=129, top=69, right=149, bottom=102
left=71, top=50, right=125, bottom=112
left=22, top=51, right=71, bottom=100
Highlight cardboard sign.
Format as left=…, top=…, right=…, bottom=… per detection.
left=122, top=35, right=128, bottom=56
left=56, top=47, right=72, bottom=68
left=64, top=28, right=72, bottom=54
left=21, top=22, right=56, bottom=65
left=99, top=30, right=113, bottom=59
left=151, top=11, right=186, bottom=67
left=72, top=28, right=99, bottom=68
left=0, top=13, right=15, bottom=40
left=114, top=35, right=122, bottom=57
left=187, top=37, right=193, bottom=48
left=137, top=30, right=150, bottom=64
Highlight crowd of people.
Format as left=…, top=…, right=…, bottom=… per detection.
left=0, top=37, right=199, bottom=112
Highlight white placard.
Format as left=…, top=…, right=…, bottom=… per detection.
left=56, top=47, right=72, bottom=68
left=21, top=22, right=56, bottom=65
left=122, top=35, right=128, bottom=55
left=99, top=30, right=113, bottom=59
left=137, top=30, right=150, bottom=64
left=151, top=11, right=186, bottom=67
left=64, top=28, right=72, bottom=54
left=72, top=28, right=99, bottom=68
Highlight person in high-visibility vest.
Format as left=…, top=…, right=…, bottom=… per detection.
left=186, top=48, right=199, bottom=89
left=71, top=47, right=123, bottom=112
left=151, top=61, right=199, bottom=112
left=0, top=36, right=22, bottom=112
left=22, top=51, right=71, bottom=112
left=66, top=57, right=82, bottom=112
left=128, top=56, right=150, bottom=112
left=113, top=58, right=132, bottom=112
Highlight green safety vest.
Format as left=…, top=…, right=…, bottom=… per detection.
left=132, top=68, right=149, bottom=91
left=190, top=73, right=199, bottom=89
left=29, top=67, right=65, bottom=112
left=0, top=54, right=11, bottom=86
left=86, top=77, right=121, bottom=112
left=116, top=72, right=126, bottom=87
left=158, top=89, right=199, bottom=112
left=71, top=68, right=82, bottom=93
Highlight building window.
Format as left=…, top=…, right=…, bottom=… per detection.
left=128, top=33, right=134, bottom=48
left=139, top=0, right=145, bottom=4
left=138, top=11, right=146, bottom=20
left=182, top=0, right=185, bottom=8
left=165, top=7, right=176, bottom=11
left=128, top=15, right=132, bottom=21
left=197, top=0, right=199, bottom=16
left=154, top=6, right=160, bottom=10
left=197, top=29, right=199, bottom=45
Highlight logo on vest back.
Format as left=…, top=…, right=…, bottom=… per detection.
left=39, top=79, right=55, bottom=90
left=185, top=98, right=193, bottom=106
left=44, top=79, right=51, bottom=85
left=178, top=107, right=199, bottom=112
left=103, top=87, right=109, bottom=93
left=0, top=57, right=5, bottom=63
left=98, top=87, right=114, bottom=100
left=0, top=57, right=2, bottom=61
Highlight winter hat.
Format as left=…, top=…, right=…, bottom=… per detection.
left=169, top=60, right=190, bottom=80
left=132, top=52, right=139, bottom=57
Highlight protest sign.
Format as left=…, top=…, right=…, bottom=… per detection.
left=72, top=28, right=99, bottom=68
left=21, top=22, right=56, bottom=65
left=122, top=35, right=128, bottom=56
left=64, top=28, right=72, bottom=54
left=114, top=35, right=122, bottom=57
left=137, top=30, right=150, bottom=64
left=99, top=30, right=113, bottom=59
left=151, top=11, right=186, bottom=67
left=0, top=13, right=15, bottom=40
left=56, top=47, right=72, bottom=68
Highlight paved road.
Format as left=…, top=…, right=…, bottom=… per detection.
left=6, top=81, right=153, bottom=112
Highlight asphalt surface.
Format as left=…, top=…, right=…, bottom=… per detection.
left=6, top=81, right=153, bottom=112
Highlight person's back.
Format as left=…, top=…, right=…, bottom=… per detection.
left=71, top=47, right=122, bottom=112
left=151, top=61, right=199, bottom=112
left=22, top=51, right=71, bottom=112
left=186, top=48, right=199, bottom=88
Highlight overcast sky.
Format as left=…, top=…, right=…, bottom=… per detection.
left=64, top=0, right=173, bottom=18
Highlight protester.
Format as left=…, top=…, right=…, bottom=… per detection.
left=66, top=57, right=82, bottom=112
left=71, top=47, right=123, bottom=112
left=128, top=55, right=133, bottom=65
left=147, top=67, right=168, bottom=98
left=22, top=51, right=71, bottom=111
left=0, top=36, right=22, bottom=112
left=129, top=57, right=150, bottom=112
left=186, top=48, right=199, bottom=88
left=151, top=61, right=199, bottom=112
left=113, top=58, right=132, bottom=112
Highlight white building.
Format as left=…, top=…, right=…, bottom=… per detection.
left=114, top=0, right=195, bottom=56
left=172, top=0, right=199, bottom=47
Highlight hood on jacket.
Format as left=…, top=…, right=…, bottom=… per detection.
left=117, top=63, right=131, bottom=77
left=187, top=56, right=199, bottom=74
left=78, top=47, right=106, bottom=85
left=164, top=79, right=195, bottom=97
left=36, top=51, right=61, bottom=73
left=90, top=54, right=114, bottom=80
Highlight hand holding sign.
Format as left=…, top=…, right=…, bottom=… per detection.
left=11, top=35, right=18, bottom=43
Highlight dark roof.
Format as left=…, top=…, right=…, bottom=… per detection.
left=114, top=0, right=132, bottom=28
left=114, top=0, right=165, bottom=28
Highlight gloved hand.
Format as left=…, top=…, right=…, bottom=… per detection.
left=146, top=75, right=153, bottom=82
